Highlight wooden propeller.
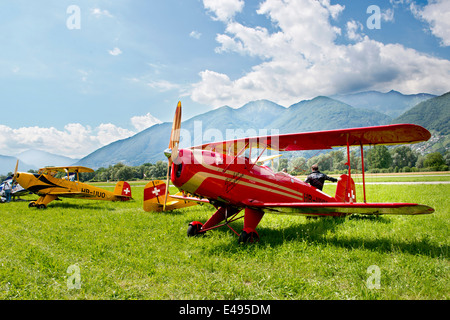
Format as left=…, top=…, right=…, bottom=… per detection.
left=163, top=101, right=182, bottom=210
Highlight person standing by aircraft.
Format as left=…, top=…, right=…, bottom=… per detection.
left=3, top=180, right=11, bottom=202
left=305, top=164, right=338, bottom=191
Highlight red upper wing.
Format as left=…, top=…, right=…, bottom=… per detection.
left=194, top=124, right=431, bottom=155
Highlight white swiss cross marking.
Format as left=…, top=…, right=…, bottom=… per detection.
left=123, top=188, right=130, bottom=195
left=152, top=187, right=161, bottom=197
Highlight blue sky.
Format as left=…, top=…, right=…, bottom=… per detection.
left=0, top=0, right=449, bottom=159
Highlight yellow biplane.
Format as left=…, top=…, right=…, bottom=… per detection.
left=13, top=164, right=132, bottom=209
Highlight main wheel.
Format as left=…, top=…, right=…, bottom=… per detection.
left=238, top=230, right=259, bottom=243
left=187, top=221, right=204, bottom=237
left=37, top=204, right=47, bottom=209
left=28, top=202, right=36, bottom=208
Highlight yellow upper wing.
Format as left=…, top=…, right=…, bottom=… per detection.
left=38, top=166, right=94, bottom=174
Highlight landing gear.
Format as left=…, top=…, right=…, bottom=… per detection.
left=187, top=221, right=204, bottom=237
left=187, top=207, right=264, bottom=243
left=28, top=195, right=56, bottom=209
left=28, top=201, right=46, bottom=209
left=238, top=229, right=260, bottom=243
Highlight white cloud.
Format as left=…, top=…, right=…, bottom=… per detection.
left=411, top=0, right=450, bottom=46
left=147, top=80, right=180, bottom=92
left=108, top=47, right=122, bottom=56
left=0, top=123, right=135, bottom=159
left=346, top=20, right=364, bottom=41
left=191, top=0, right=450, bottom=108
left=317, top=0, right=345, bottom=20
left=382, top=8, right=395, bottom=22
left=203, top=0, right=244, bottom=22
left=91, top=8, right=114, bottom=18
left=0, top=110, right=165, bottom=159
left=130, top=113, right=163, bottom=131
left=189, top=30, right=202, bottom=39
left=390, top=0, right=412, bottom=5
left=95, top=123, right=135, bottom=146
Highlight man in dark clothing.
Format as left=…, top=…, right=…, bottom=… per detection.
left=304, top=164, right=338, bottom=191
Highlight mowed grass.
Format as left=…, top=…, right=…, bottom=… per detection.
left=0, top=179, right=448, bottom=300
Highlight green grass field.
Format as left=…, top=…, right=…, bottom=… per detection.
left=0, top=174, right=448, bottom=300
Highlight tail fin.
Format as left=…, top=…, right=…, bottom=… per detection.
left=143, top=180, right=197, bottom=212
left=114, top=181, right=132, bottom=201
left=143, top=180, right=167, bottom=212
left=334, top=174, right=356, bottom=203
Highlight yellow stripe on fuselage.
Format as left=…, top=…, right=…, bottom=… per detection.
left=203, top=163, right=304, bottom=198
left=180, top=166, right=304, bottom=202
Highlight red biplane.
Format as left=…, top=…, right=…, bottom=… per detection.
left=144, top=102, right=434, bottom=242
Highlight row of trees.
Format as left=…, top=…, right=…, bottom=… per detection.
left=86, top=146, right=447, bottom=181
left=0, top=162, right=168, bottom=183
left=4, top=146, right=446, bottom=183
left=282, top=146, right=449, bottom=175
left=81, top=161, right=168, bottom=182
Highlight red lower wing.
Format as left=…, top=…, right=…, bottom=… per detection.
left=169, top=194, right=210, bottom=204
left=243, top=201, right=435, bottom=216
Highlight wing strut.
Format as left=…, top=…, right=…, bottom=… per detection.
left=345, top=134, right=353, bottom=203
left=222, top=142, right=248, bottom=173
left=249, top=146, right=267, bottom=171
left=360, top=142, right=367, bottom=203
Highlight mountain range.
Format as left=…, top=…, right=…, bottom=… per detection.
left=392, top=92, right=450, bottom=135
left=75, top=91, right=447, bottom=169
left=0, top=155, right=35, bottom=176
left=332, top=90, right=435, bottom=118
left=2, top=90, right=447, bottom=174
left=0, top=150, right=79, bottom=176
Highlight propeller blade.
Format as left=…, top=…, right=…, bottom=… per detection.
left=164, top=101, right=182, bottom=211
left=169, top=101, right=182, bottom=161
left=13, top=159, right=19, bottom=182
left=171, top=144, right=179, bottom=164
left=163, top=164, right=170, bottom=211
left=169, top=101, right=181, bottom=147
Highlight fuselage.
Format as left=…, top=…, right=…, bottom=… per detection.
left=15, top=172, right=122, bottom=201
left=171, top=149, right=335, bottom=207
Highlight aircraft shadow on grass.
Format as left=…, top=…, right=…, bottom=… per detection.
left=196, top=216, right=447, bottom=259
left=44, top=201, right=121, bottom=211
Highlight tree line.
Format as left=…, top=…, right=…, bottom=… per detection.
left=84, top=146, right=448, bottom=181
left=2, top=146, right=448, bottom=183
left=0, top=161, right=168, bottom=183
left=82, top=161, right=168, bottom=182
left=280, top=146, right=449, bottom=175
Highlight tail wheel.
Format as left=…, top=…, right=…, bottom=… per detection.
left=187, top=221, right=204, bottom=237
left=238, top=230, right=260, bottom=243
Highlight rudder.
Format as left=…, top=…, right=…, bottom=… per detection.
left=143, top=180, right=167, bottom=212
left=334, top=174, right=356, bottom=203
left=114, top=181, right=132, bottom=200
